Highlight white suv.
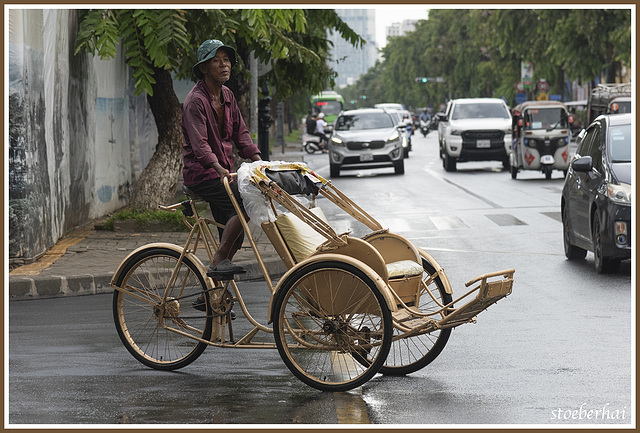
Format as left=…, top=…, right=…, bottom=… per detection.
left=438, top=98, right=512, bottom=172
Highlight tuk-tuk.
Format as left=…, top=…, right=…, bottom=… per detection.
left=586, top=83, right=631, bottom=124
left=510, top=100, right=573, bottom=180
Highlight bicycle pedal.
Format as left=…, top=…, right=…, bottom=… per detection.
left=206, top=272, right=235, bottom=281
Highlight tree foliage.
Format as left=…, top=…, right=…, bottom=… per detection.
left=341, top=8, right=631, bottom=111
left=75, top=9, right=190, bottom=96
left=74, top=8, right=364, bottom=209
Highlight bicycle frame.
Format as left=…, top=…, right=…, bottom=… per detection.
left=111, top=195, right=284, bottom=350
left=109, top=162, right=515, bottom=391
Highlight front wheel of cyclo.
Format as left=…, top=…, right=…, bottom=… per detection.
left=113, top=247, right=213, bottom=370
left=379, top=254, right=453, bottom=376
left=272, top=261, right=393, bottom=392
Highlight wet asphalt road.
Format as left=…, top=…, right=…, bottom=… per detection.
left=8, top=132, right=633, bottom=426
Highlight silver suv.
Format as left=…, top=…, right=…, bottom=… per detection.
left=438, top=98, right=512, bottom=172
left=329, top=108, right=405, bottom=177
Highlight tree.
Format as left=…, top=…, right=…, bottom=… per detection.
left=75, top=8, right=363, bottom=210
left=341, top=8, right=631, bottom=108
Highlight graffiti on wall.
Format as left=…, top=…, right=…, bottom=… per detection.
left=8, top=9, right=158, bottom=260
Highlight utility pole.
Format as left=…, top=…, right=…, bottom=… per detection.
left=250, top=53, right=258, bottom=143
left=258, top=85, right=272, bottom=161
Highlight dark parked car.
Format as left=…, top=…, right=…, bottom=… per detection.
left=561, top=113, right=632, bottom=273
left=328, top=108, right=405, bottom=177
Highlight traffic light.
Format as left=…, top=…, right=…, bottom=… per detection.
left=415, top=76, right=445, bottom=83
left=258, top=96, right=272, bottom=128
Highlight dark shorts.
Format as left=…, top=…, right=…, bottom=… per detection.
left=187, top=178, right=245, bottom=249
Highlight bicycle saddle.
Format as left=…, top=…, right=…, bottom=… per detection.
left=182, top=184, right=203, bottom=201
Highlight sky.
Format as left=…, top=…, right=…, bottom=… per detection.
left=373, top=6, right=430, bottom=48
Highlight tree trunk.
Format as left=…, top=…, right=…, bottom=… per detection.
left=555, top=66, right=565, bottom=98
left=130, top=67, right=184, bottom=210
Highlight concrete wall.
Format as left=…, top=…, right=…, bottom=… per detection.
left=8, top=9, right=158, bottom=260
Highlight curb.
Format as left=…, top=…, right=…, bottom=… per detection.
left=8, top=145, right=304, bottom=302
left=8, top=258, right=287, bottom=301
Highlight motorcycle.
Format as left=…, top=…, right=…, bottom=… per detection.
left=419, top=118, right=430, bottom=137
left=303, top=133, right=328, bottom=154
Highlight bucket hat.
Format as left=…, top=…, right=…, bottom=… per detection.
left=192, top=39, right=237, bottom=79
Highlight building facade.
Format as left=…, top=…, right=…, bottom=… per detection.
left=385, top=20, right=417, bottom=41
left=327, top=9, right=378, bottom=87
left=8, top=9, right=158, bottom=261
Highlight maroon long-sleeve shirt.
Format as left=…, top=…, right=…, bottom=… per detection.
left=181, top=81, right=260, bottom=186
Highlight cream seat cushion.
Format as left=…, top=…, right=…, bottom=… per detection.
left=275, top=207, right=330, bottom=262
left=386, top=260, right=424, bottom=279
left=276, top=208, right=424, bottom=279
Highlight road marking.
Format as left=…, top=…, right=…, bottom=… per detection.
left=9, top=225, right=94, bottom=276
left=485, top=213, right=527, bottom=227
left=430, top=216, right=468, bottom=230
left=424, top=167, right=502, bottom=209
left=541, top=211, right=562, bottom=223
left=415, top=245, right=566, bottom=257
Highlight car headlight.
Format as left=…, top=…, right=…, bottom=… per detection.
left=331, top=136, right=344, bottom=146
left=387, top=131, right=400, bottom=142
left=607, top=182, right=631, bottom=205
left=449, top=128, right=462, bottom=136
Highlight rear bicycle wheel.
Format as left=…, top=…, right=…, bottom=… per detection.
left=272, top=261, right=392, bottom=392
left=113, top=247, right=212, bottom=370
left=380, top=254, right=453, bottom=376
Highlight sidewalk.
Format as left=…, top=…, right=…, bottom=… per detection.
left=8, top=146, right=305, bottom=300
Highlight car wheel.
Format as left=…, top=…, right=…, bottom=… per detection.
left=563, top=206, right=587, bottom=260
left=510, top=164, right=518, bottom=179
left=592, top=212, right=617, bottom=273
left=502, top=158, right=510, bottom=171
left=403, top=147, right=410, bottom=159
left=444, top=152, right=457, bottom=172
left=394, top=158, right=405, bottom=175
left=330, top=163, right=341, bottom=178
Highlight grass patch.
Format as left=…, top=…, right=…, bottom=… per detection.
left=99, top=207, right=197, bottom=232
left=283, top=128, right=302, bottom=144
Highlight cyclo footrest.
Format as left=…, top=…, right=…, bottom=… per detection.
left=437, top=269, right=515, bottom=330
left=392, top=307, right=439, bottom=334
left=392, top=269, right=515, bottom=335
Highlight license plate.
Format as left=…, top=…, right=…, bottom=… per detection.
left=360, top=153, right=374, bottom=162
left=477, top=139, right=491, bottom=148
left=540, top=155, right=554, bottom=164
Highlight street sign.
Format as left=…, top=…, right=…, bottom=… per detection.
left=538, top=80, right=549, bottom=92
left=516, top=81, right=524, bottom=92
left=515, top=93, right=527, bottom=104
left=537, top=92, right=549, bottom=101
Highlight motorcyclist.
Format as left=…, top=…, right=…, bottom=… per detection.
left=419, top=108, right=431, bottom=135
left=419, top=108, right=431, bottom=123
left=306, top=111, right=317, bottom=135
left=313, top=113, right=329, bottom=152
left=403, top=114, right=413, bottom=136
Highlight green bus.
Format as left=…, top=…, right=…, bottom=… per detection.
left=310, top=91, right=345, bottom=126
